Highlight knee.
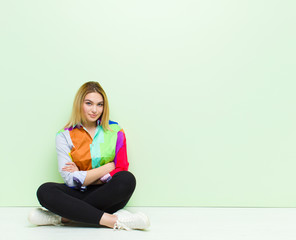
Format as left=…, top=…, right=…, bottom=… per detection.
left=36, top=182, right=57, bottom=205
left=114, top=171, right=136, bottom=193
left=120, top=171, right=136, bottom=186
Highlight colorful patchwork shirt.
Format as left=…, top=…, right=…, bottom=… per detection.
left=56, top=118, right=129, bottom=191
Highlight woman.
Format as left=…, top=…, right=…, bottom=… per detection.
left=28, top=81, right=150, bottom=231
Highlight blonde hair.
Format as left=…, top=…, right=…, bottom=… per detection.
left=64, top=81, right=112, bottom=132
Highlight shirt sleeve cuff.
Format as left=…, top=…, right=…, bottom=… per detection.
left=73, top=171, right=87, bottom=191
left=100, top=173, right=112, bottom=183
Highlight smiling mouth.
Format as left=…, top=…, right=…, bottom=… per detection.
left=90, top=115, right=97, bottom=118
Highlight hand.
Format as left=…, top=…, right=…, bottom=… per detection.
left=62, top=162, right=79, bottom=172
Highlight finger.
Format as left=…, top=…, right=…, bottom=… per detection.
left=62, top=167, right=73, bottom=171
left=64, top=167, right=73, bottom=170
left=63, top=165, right=72, bottom=168
left=63, top=169, right=73, bottom=172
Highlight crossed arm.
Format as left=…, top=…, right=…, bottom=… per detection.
left=56, top=129, right=127, bottom=188
left=62, top=161, right=115, bottom=186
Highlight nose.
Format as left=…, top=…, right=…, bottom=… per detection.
left=92, top=105, right=97, bottom=113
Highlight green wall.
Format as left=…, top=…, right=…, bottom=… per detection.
left=0, top=0, right=295, bottom=207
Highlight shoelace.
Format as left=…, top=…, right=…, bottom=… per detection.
left=43, top=211, right=62, bottom=226
left=113, top=220, right=131, bottom=231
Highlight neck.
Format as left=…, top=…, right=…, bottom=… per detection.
left=82, top=121, right=97, bottom=129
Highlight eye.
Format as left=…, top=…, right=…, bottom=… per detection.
left=86, top=102, right=91, bottom=105
left=98, top=103, right=103, bottom=106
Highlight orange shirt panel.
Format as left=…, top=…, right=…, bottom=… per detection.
left=69, top=128, right=93, bottom=171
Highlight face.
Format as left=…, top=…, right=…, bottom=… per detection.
left=82, top=92, right=104, bottom=125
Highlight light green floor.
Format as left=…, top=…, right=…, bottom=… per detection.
left=1, top=207, right=296, bottom=240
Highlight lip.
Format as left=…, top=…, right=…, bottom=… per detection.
left=90, top=115, right=97, bottom=118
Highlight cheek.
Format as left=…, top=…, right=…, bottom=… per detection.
left=82, top=105, right=89, bottom=114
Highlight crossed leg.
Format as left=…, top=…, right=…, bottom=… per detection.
left=36, top=171, right=136, bottom=227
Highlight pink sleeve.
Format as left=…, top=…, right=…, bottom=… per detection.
left=109, top=129, right=129, bottom=176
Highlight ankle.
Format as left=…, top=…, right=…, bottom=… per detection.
left=61, top=217, right=71, bottom=223
left=99, top=213, right=118, bottom=228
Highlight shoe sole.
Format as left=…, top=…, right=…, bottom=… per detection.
left=136, top=212, right=150, bottom=229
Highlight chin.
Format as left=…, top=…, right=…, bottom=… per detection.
left=86, top=117, right=96, bottom=123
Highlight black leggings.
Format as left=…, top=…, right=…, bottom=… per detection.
left=36, top=171, right=136, bottom=225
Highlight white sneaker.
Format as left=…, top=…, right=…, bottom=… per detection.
left=113, top=209, right=150, bottom=231
left=28, top=208, right=62, bottom=226
left=113, top=209, right=131, bottom=217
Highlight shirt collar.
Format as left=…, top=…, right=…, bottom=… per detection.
left=73, top=118, right=101, bottom=129
left=97, top=118, right=101, bottom=125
